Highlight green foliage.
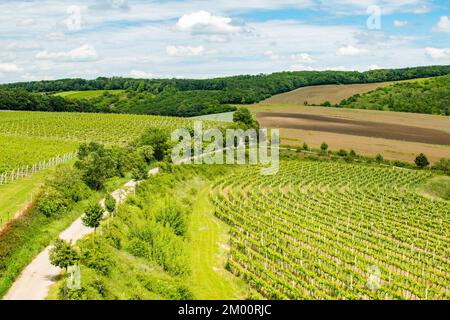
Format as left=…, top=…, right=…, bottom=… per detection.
left=79, top=238, right=113, bottom=276
left=155, top=201, right=188, bottom=237
left=375, top=153, right=384, bottom=163
left=134, top=128, right=170, bottom=161
left=104, top=194, right=116, bottom=213
left=320, top=142, right=329, bottom=153
left=3, top=65, right=450, bottom=117
left=339, top=75, right=450, bottom=115
left=82, top=202, right=104, bottom=230
left=302, top=142, right=309, bottom=151
left=36, top=187, right=70, bottom=217
left=48, top=166, right=91, bottom=202
left=432, top=158, right=450, bottom=175
left=415, top=153, right=430, bottom=168
left=49, top=239, right=79, bottom=271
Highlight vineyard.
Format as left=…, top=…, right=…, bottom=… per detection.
left=211, top=160, right=450, bottom=300
left=0, top=111, right=220, bottom=145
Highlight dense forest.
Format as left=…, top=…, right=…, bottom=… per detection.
left=1, top=65, right=450, bottom=117
left=338, top=75, right=450, bottom=115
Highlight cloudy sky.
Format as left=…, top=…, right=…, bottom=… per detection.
left=0, top=0, right=449, bottom=82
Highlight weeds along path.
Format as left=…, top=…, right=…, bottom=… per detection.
left=3, top=168, right=160, bottom=300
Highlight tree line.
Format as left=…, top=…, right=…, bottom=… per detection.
left=1, top=65, right=450, bottom=117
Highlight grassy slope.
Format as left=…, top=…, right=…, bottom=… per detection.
left=419, top=176, right=450, bottom=201
left=0, top=165, right=60, bottom=229
left=188, top=186, right=250, bottom=299
left=47, top=166, right=250, bottom=300
left=54, top=90, right=125, bottom=100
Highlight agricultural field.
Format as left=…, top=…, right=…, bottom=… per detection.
left=260, top=82, right=397, bottom=106
left=53, top=90, right=125, bottom=100
left=0, top=111, right=221, bottom=145
left=250, top=104, right=450, bottom=163
left=0, top=135, right=78, bottom=174
left=211, top=160, right=450, bottom=299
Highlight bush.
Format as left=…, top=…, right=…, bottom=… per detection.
left=79, top=238, right=113, bottom=276
left=155, top=202, right=187, bottom=237
left=104, top=194, right=116, bottom=213
left=36, top=187, right=70, bottom=217
left=415, top=153, right=430, bottom=168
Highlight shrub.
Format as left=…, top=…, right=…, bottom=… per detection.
left=415, top=153, right=430, bottom=168
left=36, top=187, right=70, bottom=217
left=155, top=202, right=187, bottom=237
left=104, top=194, right=116, bottom=213
left=79, top=238, right=113, bottom=276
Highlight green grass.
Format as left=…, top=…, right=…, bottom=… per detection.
left=53, top=90, right=125, bottom=100
left=188, top=186, right=250, bottom=299
left=419, top=176, right=450, bottom=201
left=0, top=164, right=63, bottom=229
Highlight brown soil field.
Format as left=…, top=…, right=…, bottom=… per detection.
left=279, top=128, right=450, bottom=164
left=261, top=82, right=395, bottom=105
left=250, top=104, right=450, bottom=134
left=257, top=112, right=450, bottom=146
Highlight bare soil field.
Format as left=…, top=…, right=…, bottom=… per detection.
left=279, top=128, right=450, bottom=164
left=261, top=82, right=395, bottom=105
left=250, top=104, right=450, bottom=134
left=257, top=112, right=450, bottom=146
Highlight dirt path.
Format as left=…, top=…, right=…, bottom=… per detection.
left=3, top=168, right=159, bottom=300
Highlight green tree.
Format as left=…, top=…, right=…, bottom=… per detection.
left=302, top=142, right=309, bottom=151
left=233, top=107, right=253, bottom=126
left=75, top=143, right=117, bottom=190
left=415, top=153, right=430, bottom=168
left=49, top=239, right=79, bottom=272
left=320, top=142, right=329, bottom=153
left=104, top=194, right=116, bottom=213
left=82, top=202, right=104, bottom=231
left=375, top=154, right=384, bottom=163
left=135, top=128, right=170, bottom=161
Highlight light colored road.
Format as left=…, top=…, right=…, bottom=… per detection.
left=3, top=168, right=159, bottom=300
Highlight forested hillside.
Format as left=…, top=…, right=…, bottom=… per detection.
left=1, top=65, right=450, bottom=117
left=338, top=75, right=450, bottom=115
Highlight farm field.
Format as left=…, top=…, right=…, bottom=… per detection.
left=211, top=160, right=450, bottom=299
left=0, top=111, right=220, bottom=145
left=53, top=90, right=125, bottom=100
left=0, top=135, right=78, bottom=174
left=261, top=82, right=396, bottom=106
left=249, top=104, right=450, bottom=163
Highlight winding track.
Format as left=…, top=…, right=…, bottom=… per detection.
left=3, top=168, right=159, bottom=300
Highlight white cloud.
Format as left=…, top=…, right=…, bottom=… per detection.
left=35, top=44, right=99, bottom=62
left=368, top=64, right=382, bottom=70
left=16, top=18, right=35, bottom=27
left=166, top=45, right=205, bottom=57
left=176, top=10, right=245, bottom=34
left=425, top=47, right=450, bottom=60
left=290, top=64, right=314, bottom=71
left=394, top=20, right=408, bottom=28
left=337, top=45, right=369, bottom=56
left=45, top=32, right=65, bottom=41
left=207, top=35, right=229, bottom=43
left=434, top=16, right=450, bottom=33
left=0, top=63, right=22, bottom=73
left=128, top=70, right=154, bottom=78
left=291, top=53, right=315, bottom=63
left=264, top=50, right=280, bottom=60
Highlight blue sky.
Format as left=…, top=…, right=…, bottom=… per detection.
left=0, top=0, right=449, bottom=82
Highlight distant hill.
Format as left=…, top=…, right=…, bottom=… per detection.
left=339, top=75, right=450, bottom=115
left=1, top=65, right=450, bottom=117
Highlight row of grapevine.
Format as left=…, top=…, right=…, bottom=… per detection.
left=0, top=152, right=77, bottom=185
left=211, top=160, right=450, bottom=300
